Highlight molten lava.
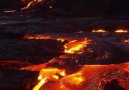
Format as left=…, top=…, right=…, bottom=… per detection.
left=23, top=34, right=67, bottom=43
left=21, top=0, right=45, bottom=10
left=33, top=68, right=66, bottom=90
left=4, top=10, right=16, bottom=13
left=115, top=30, right=128, bottom=33
left=29, top=63, right=129, bottom=90
left=23, top=34, right=52, bottom=39
left=124, top=39, right=129, bottom=44
left=19, top=37, right=129, bottom=90
left=61, top=72, right=84, bottom=85
left=57, top=38, right=65, bottom=42
left=64, top=39, right=91, bottom=54
left=92, top=29, right=107, bottom=33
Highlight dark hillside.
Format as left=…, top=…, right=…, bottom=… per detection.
left=0, top=0, right=129, bottom=17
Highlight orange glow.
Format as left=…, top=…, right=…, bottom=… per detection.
left=33, top=78, right=47, bottom=90
left=57, top=38, right=65, bottom=42
left=39, top=68, right=65, bottom=78
left=92, top=29, right=106, bottom=33
left=115, top=30, right=128, bottom=33
left=33, top=68, right=66, bottom=90
left=64, top=39, right=91, bottom=54
left=22, top=62, right=129, bottom=90
left=61, top=72, right=84, bottom=86
left=4, top=10, right=16, bottom=13
left=23, top=34, right=52, bottom=39
left=124, top=39, right=129, bottom=44
left=21, top=1, right=35, bottom=10
left=21, top=0, right=45, bottom=10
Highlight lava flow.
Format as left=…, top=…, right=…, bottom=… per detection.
left=64, top=39, right=91, bottom=54
left=24, top=63, right=129, bottom=90
left=23, top=34, right=52, bottom=40
left=115, top=30, right=128, bottom=33
left=4, top=10, right=16, bottom=13
left=92, top=29, right=107, bottom=33
left=124, top=39, right=129, bottom=44
left=23, top=34, right=67, bottom=42
left=21, top=0, right=45, bottom=10
left=20, top=37, right=129, bottom=90
left=33, top=68, right=66, bottom=90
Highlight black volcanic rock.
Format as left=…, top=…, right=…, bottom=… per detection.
left=0, top=0, right=22, bottom=10
left=1, top=0, right=129, bottom=17
left=0, top=39, right=64, bottom=64
left=104, top=80, right=125, bottom=90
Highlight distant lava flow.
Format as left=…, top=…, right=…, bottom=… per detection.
left=20, top=36, right=129, bottom=90
left=21, top=0, right=45, bottom=10
left=92, top=29, right=107, bottom=33
left=21, top=0, right=54, bottom=10
left=23, top=34, right=52, bottom=40
left=115, top=30, right=128, bottom=33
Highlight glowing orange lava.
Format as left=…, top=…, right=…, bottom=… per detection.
left=64, top=39, right=91, bottom=54
left=61, top=72, right=84, bottom=85
left=19, top=37, right=129, bottom=90
left=124, top=39, right=129, bottom=44
left=4, top=10, right=16, bottom=13
left=21, top=0, right=45, bottom=10
left=115, top=30, right=128, bottom=33
left=29, top=63, right=129, bottom=90
left=33, top=68, right=66, bottom=90
left=23, top=34, right=52, bottom=39
left=92, top=29, right=107, bottom=33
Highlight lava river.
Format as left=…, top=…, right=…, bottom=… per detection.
left=20, top=36, right=129, bottom=90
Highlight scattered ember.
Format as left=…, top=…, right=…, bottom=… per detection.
left=23, top=34, right=67, bottom=43
left=57, top=38, right=66, bottom=42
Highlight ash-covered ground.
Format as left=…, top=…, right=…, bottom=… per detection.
left=0, top=12, right=129, bottom=90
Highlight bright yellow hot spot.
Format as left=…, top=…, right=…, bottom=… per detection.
left=21, top=0, right=45, bottom=10
left=33, top=78, right=47, bottom=90
left=115, top=30, right=128, bottom=33
left=92, top=29, right=106, bottom=33
left=73, top=76, right=83, bottom=84
left=33, top=68, right=66, bottom=90
left=64, top=40, right=88, bottom=54
left=61, top=72, right=84, bottom=85
left=57, top=38, right=65, bottom=42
